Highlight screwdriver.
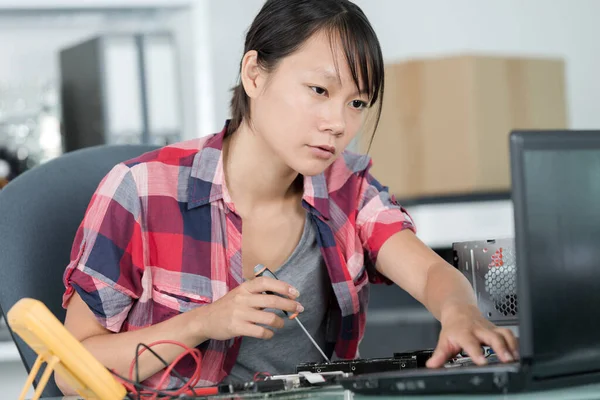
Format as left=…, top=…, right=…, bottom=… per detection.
left=253, top=264, right=331, bottom=363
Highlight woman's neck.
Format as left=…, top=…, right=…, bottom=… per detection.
left=223, top=122, right=302, bottom=215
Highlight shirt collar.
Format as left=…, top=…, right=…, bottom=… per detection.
left=187, top=121, right=330, bottom=221
left=187, top=122, right=231, bottom=210
left=301, top=172, right=331, bottom=221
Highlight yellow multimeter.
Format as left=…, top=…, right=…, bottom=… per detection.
left=7, top=298, right=127, bottom=400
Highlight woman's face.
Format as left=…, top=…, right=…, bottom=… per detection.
left=243, top=30, right=371, bottom=177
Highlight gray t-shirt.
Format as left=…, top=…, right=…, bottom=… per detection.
left=224, top=213, right=332, bottom=383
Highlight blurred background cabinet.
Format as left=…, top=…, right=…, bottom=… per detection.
left=0, top=1, right=194, bottom=184
left=363, top=55, right=568, bottom=200
left=60, top=32, right=182, bottom=151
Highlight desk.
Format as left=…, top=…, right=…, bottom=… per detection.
left=41, top=382, right=600, bottom=399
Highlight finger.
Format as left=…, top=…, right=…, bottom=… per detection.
left=474, top=329, right=513, bottom=363
left=247, top=293, right=304, bottom=315
left=246, top=276, right=300, bottom=299
left=238, top=322, right=275, bottom=340
left=426, top=338, right=459, bottom=368
left=496, top=328, right=519, bottom=360
left=457, top=335, right=487, bottom=365
left=245, top=309, right=286, bottom=329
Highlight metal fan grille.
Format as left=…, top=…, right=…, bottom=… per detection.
left=484, top=247, right=517, bottom=317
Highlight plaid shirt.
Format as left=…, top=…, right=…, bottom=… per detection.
left=62, top=123, right=415, bottom=387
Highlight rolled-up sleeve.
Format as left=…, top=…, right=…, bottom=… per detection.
left=62, top=163, right=145, bottom=332
left=356, top=160, right=416, bottom=284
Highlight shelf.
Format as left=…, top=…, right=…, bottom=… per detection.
left=397, top=191, right=511, bottom=207
left=0, top=341, right=20, bottom=363
left=408, top=199, right=514, bottom=249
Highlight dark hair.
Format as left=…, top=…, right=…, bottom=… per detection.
left=227, top=0, right=384, bottom=151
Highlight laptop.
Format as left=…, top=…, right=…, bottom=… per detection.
left=339, top=130, right=600, bottom=395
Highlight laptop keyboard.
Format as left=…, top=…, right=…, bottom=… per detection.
left=446, top=353, right=501, bottom=368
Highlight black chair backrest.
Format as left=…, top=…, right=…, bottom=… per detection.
left=0, top=144, right=158, bottom=397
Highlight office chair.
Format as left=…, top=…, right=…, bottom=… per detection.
left=0, top=144, right=158, bottom=397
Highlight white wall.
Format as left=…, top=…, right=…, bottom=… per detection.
left=198, top=0, right=600, bottom=136
left=164, top=6, right=199, bottom=142
left=203, top=0, right=265, bottom=135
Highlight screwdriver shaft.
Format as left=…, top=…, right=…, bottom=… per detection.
left=294, top=317, right=330, bottom=363
left=253, top=264, right=330, bottom=364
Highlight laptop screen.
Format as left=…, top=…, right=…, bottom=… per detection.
left=512, top=131, right=600, bottom=377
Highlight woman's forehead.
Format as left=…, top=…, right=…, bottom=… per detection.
left=284, top=31, right=368, bottom=89
left=295, top=30, right=348, bottom=66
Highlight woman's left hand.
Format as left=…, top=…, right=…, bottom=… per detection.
left=425, top=304, right=519, bottom=368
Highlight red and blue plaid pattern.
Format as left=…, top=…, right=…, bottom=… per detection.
left=62, top=123, right=415, bottom=387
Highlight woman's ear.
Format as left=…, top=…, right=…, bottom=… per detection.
left=240, top=50, right=267, bottom=99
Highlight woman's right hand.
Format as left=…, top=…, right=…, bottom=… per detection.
left=197, top=276, right=304, bottom=341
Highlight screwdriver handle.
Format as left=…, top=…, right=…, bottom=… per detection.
left=253, top=264, right=299, bottom=319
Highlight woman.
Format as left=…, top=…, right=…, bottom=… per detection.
left=57, top=0, right=518, bottom=394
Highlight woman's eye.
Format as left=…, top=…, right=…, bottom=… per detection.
left=311, top=86, right=327, bottom=96
left=350, top=100, right=367, bottom=110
